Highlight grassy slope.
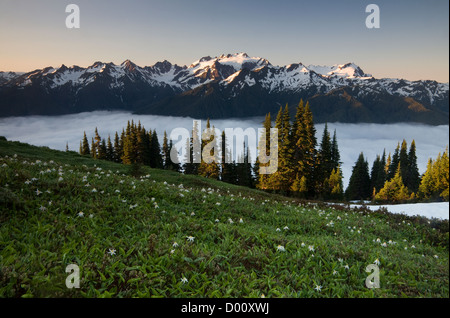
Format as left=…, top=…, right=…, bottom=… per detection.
left=0, top=139, right=448, bottom=298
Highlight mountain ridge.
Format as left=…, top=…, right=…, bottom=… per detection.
left=0, top=53, right=448, bottom=124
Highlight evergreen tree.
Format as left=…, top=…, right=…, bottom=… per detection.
left=221, top=130, right=234, bottom=184
left=149, top=129, right=163, bottom=169
left=419, top=147, right=449, bottom=201
left=91, top=137, right=96, bottom=159
left=326, top=167, right=344, bottom=200
left=406, top=140, right=420, bottom=193
left=385, top=152, right=391, bottom=176
left=317, top=123, right=333, bottom=195
left=388, top=143, right=400, bottom=180
left=418, top=158, right=436, bottom=200
left=345, top=152, right=371, bottom=201
left=399, top=139, right=409, bottom=184
left=92, top=127, right=102, bottom=159
left=162, top=131, right=170, bottom=169
left=331, top=129, right=341, bottom=172
left=97, top=139, right=107, bottom=160
left=198, top=119, right=220, bottom=179
left=106, top=135, right=114, bottom=161
left=121, top=121, right=137, bottom=164
left=183, top=121, right=201, bottom=175
left=290, top=100, right=317, bottom=197
left=80, top=131, right=90, bottom=155
left=113, top=131, right=122, bottom=163
left=183, top=137, right=195, bottom=175
left=256, top=113, right=272, bottom=190
left=370, top=153, right=387, bottom=194
left=168, top=139, right=181, bottom=172
left=268, top=105, right=293, bottom=193
left=374, top=163, right=410, bottom=202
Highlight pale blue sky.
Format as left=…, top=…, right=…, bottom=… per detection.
left=0, top=0, right=448, bottom=82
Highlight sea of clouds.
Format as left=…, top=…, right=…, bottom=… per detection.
left=0, top=111, right=448, bottom=188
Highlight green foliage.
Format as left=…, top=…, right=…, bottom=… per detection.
left=345, top=153, right=371, bottom=201
left=374, top=163, right=411, bottom=203
left=418, top=147, right=449, bottom=201
left=0, top=139, right=448, bottom=298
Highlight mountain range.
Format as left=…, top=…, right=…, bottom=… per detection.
left=0, top=53, right=448, bottom=124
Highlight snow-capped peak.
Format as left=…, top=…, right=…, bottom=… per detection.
left=308, top=62, right=372, bottom=78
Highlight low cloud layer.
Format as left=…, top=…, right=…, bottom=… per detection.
left=0, top=111, right=448, bottom=188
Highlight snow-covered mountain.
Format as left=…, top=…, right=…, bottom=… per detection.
left=0, top=53, right=448, bottom=124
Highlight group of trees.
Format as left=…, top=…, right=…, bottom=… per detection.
left=180, top=100, right=344, bottom=198
left=256, top=100, right=343, bottom=199
left=346, top=140, right=449, bottom=203
left=182, top=119, right=257, bottom=188
left=79, top=120, right=180, bottom=172
left=418, top=147, right=449, bottom=201
left=78, top=102, right=448, bottom=204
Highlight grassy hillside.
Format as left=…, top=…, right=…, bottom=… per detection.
left=0, top=139, right=448, bottom=298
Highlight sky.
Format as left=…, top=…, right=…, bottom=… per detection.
left=0, top=112, right=448, bottom=188
left=0, top=0, right=448, bottom=82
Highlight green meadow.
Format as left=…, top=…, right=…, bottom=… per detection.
left=0, top=139, right=448, bottom=298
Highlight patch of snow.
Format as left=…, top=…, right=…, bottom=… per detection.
left=350, top=202, right=449, bottom=220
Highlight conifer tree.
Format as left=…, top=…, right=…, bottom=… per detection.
left=106, top=135, right=114, bottom=161
left=97, top=139, right=107, bottom=160
left=406, top=140, right=420, bottom=193
left=268, top=105, right=293, bottom=192
left=388, top=143, right=400, bottom=180
left=113, top=131, right=122, bottom=163
left=290, top=100, right=317, bottom=197
left=168, top=139, right=181, bottom=172
left=327, top=167, right=344, bottom=200
left=399, top=139, right=409, bottom=184
left=374, top=163, right=410, bottom=202
left=221, top=130, right=234, bottom=183
left=239, top=143, right=254, bottom=188
left=149, top=129, right=163, bottom=168
left=183, top=137, right=195, bottom=175
left=162, top=131, right=170, bottom=169
left=331, top=129, right=341, bottom=171
left=345, top=152, right=371, bottom=201
left=93, top=127, right=102, bottom=158
left=317, top=123, right=333, bottom=194
left=198, top=119, right=220, bottom=179
left=256, top=113, right=272, bottom=190
left=80, top=131, right=90, bottom=155
left=91, top=137, right=96, bottom=159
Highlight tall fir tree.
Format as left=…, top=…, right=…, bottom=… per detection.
left=345, top=152, right=371, bottom=201
left=406, top=140, right=420, bottom=193
left=326, top=167, right=344, bottom=200
left=221, top=130, right=234, bottom=184
left=198, top=119, right=220, bottom=179
left=97, top=138, right=107, bottom=160
left=268, top=105, right=293, bottom=193
left=256, top=113, right=272, bottom=190
left=374, top=163, right=411, bottom=202
left=331, top=129, right=341, bottom=172
left=149, top=129, right=163, bottom=169
left=316, top=123, right=333, bottom=195
left=91, top=137, right=96, bottom=159
left=388, top=143, right=400, bottom=180
left=290, top=100, right=317, bottom=197
left=80, top=131, right=90, bottom=155
left=113, top=131, right=122, bottom=163
left=399, top=139, right=409, bottom=184
left=106, top=135, right=114, bottom=161
left=162, top=131, right=170, bottom=169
